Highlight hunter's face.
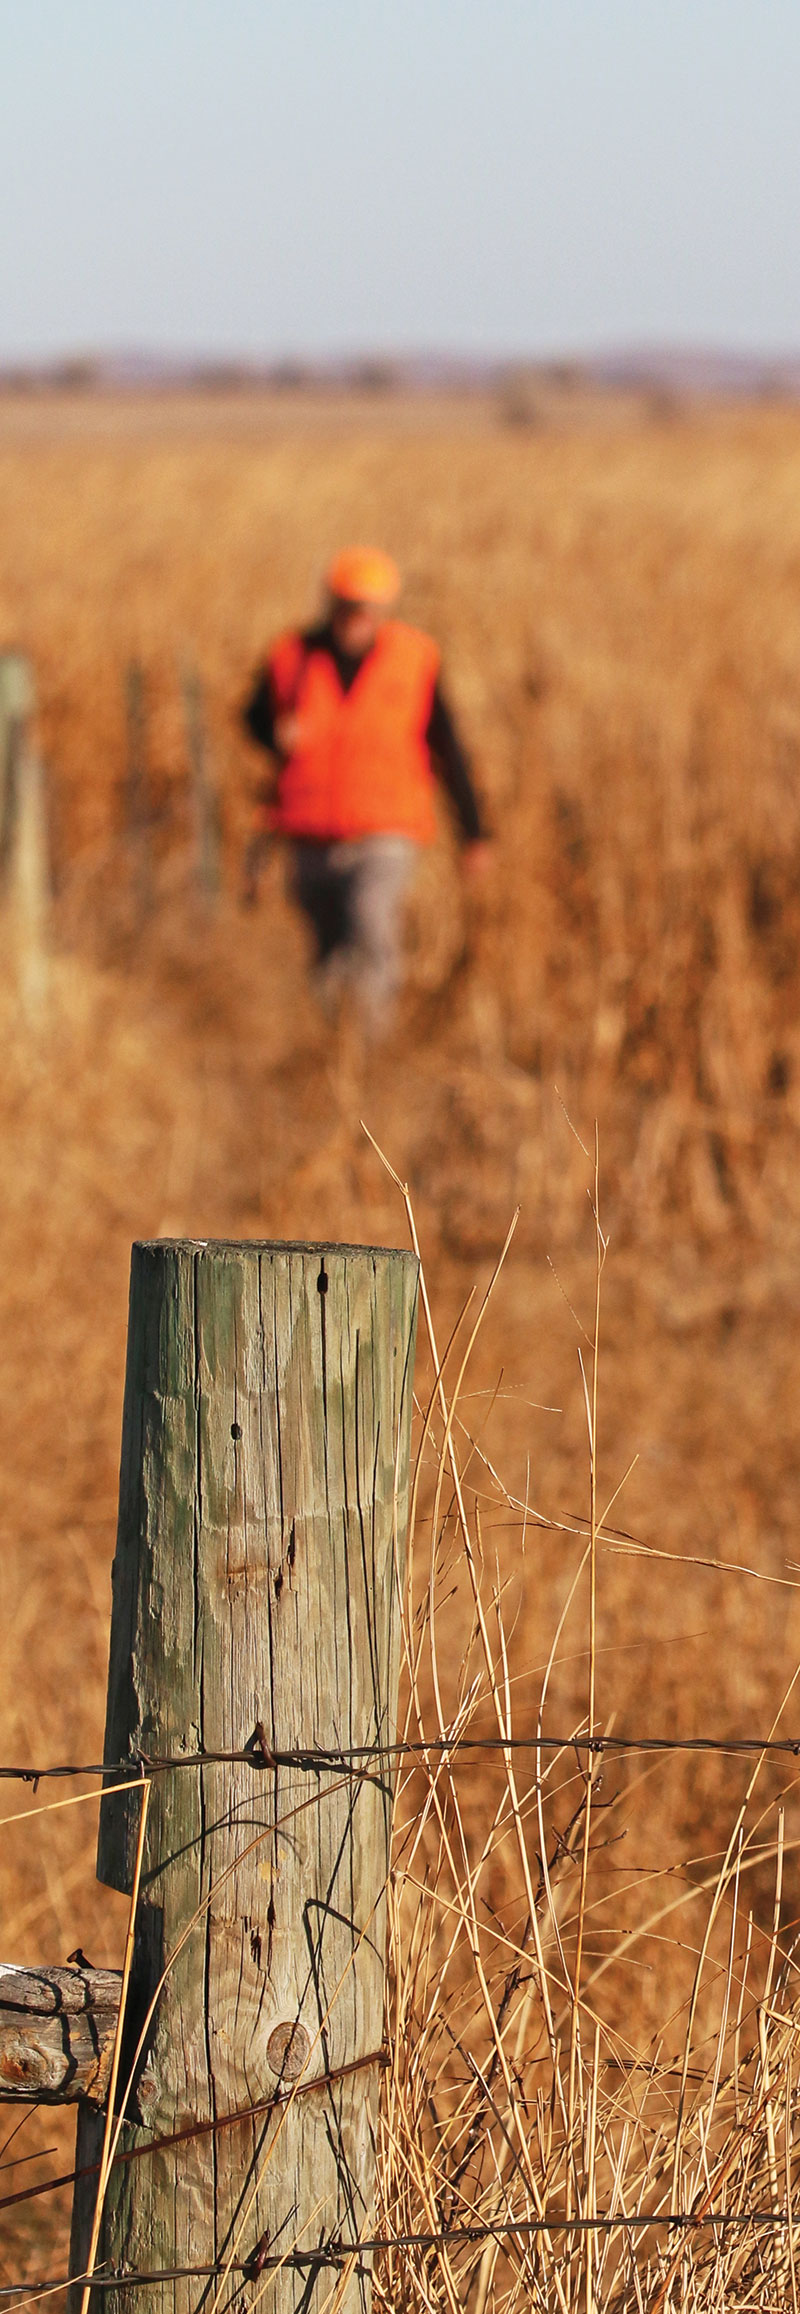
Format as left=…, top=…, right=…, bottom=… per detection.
left=329, top=597, right=384, bottom=656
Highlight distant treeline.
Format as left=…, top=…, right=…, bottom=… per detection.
left=1, top=350, right=799, bottom=399
left=0, top=353, right=580, bottom=397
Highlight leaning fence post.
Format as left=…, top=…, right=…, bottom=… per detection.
left=181, top=660, right=221, bottom=902
left=70, top=1237, right=419, bottom=2314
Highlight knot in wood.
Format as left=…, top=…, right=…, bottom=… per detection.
left=266, top=2020, right=311, bottom=2081
left=0, top=2031, right=60, bottom=2093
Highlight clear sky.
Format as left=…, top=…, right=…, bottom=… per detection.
left=1, top=0, right=799, bottom=363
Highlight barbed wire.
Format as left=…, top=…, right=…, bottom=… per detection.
left=1, top=2205, right=797, bottom=2297
left=3, top=1727, right=800, bottom=1791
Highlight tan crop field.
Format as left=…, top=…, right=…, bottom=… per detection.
left=3, top=389, right=800, bottom=2301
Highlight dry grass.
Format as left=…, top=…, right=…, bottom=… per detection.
left=377, top=1196, right=800, bottom=2313
left=2, top=390, right=800, bottom=2295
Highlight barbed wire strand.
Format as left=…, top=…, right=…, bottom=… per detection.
left=3, top=1728, right=800, bottom=1790
left=1, top=2205, right=797, bottom=2298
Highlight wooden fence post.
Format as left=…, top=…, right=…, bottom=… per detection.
left=0, top=652, right=50, bottom=1015
left=124, top=661, right=152, bottom=922
left=70, top=1238, right=419, bottom=2314
left=181, top=661, right=221, bottom=902
left=0, top=652, right=33, bottom=859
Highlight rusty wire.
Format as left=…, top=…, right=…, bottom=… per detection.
left=3, top=1728, right=800, bottom=1792
left=0, top=2205, right=797, bottom=2298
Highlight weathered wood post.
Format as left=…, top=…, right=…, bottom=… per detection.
left=0, top=651, right=50, bottom=1015
left=181, top=662, right=221, bottom=903
left=70, top=1238, right=418, bottom=2314
left=124, top=661, right=152, bottom=921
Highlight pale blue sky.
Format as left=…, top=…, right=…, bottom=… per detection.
left=1, top=0, right=799, bottom=361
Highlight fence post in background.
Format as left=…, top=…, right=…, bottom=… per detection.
left=70, top=1237, right=419, bottom=2314
left=123, top=661, right=152, bottom=923
left=181, top=660, right=221, bottom=903
left=0, top=652, right=50, bottom=1017
left=0, top=652, right=32, bottom=858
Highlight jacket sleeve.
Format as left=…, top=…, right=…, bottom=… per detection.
left=242, top=667, right=278, bottom=755
left=425, top=681, right=485, bottom=842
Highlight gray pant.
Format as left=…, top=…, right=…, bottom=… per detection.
left=290, top=835, right=419, bottom=1030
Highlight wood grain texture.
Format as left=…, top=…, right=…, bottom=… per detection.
left=0, top=1964, right=120, bottom=2103
left=70, top=1239, right=418, bottom=2314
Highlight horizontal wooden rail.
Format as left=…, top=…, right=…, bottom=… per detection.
left=0, top=1964, right=121, bottom=2104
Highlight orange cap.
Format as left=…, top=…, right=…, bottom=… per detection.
left=326, top=546, right=400, bottom=605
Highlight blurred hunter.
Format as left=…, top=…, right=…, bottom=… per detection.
left=242, top=547, right=489, bottom=1031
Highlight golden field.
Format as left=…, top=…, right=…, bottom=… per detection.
left=3, top=388, right=800, bottom=2299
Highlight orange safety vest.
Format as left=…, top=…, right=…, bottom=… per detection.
left=266, top=621, right=440, bottom=843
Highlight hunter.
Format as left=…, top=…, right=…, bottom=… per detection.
left=242, top=546, right=488, bottom=1030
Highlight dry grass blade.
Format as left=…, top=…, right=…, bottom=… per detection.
left=77, top=1779, right=150, bottom=2314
